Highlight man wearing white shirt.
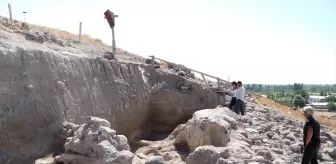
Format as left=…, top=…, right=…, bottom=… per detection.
left=234, top=81, right=245, bottom=115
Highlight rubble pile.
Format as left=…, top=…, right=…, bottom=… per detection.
left=132, top=103, right=336, bottom=164
left=55, top=117, right=134, bottom=164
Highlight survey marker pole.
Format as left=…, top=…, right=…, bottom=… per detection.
left=112, top=24, right=116, bottom=56
left=79, top=22, right=82, bottom=42
left=104, top=9, right=118, bottom=59
left=23, top=11, right=27, bottom=23
left=8, top=3, right=12, bottom=23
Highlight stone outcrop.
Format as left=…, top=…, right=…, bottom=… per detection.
left=55, top=117, right=134, bottom=164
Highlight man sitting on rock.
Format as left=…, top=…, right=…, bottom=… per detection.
left=301, top=106, right=321, bottom=164
left=229, top=81, right=238, bottom=110
left=234, top=81, right=245, bottom=115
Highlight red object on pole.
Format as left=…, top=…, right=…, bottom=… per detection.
left=104, top=9, right=115, bottom=29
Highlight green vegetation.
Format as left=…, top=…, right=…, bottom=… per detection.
left=245, top=83, right=336, bottom=94
left=245, top=83, right=336, bottom=108
left=327, top=102, right=336, bottom=112
left=326, top=95, right=336, bottom=102
left=293, top=95, right=306, bottom=107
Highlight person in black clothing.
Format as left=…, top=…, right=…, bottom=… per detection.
left=229, top=81, right=238, bottom=110
left=302, top=106, right=321, bottom=164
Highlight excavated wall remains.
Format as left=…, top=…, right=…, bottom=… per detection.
left=0, top=34, right=226, bottom=163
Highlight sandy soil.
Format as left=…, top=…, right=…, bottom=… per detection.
left=253, top=95, right=336, bottom=134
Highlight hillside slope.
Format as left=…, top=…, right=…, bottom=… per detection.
left=253, top=95, right=336, bottom=134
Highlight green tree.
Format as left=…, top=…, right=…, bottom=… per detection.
left=320, top=91, right=324, bottom=96
left=327, top=102, right=336, bottom=112
left=326, top=95, right=336, bottom=102
left=293, top=94, right=306, bottom=107
left=295, top=89, right=308, bottom=101
left=294, top=83, right=303, bottom=91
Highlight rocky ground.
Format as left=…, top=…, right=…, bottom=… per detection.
left=34, top=101, right=336, bottom=164
left=130, top=102, right=336, bottom=164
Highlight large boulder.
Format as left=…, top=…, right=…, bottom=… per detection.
left=174, top=107, right=238, bottom=149
left=55, top=117, right=134, bottom=164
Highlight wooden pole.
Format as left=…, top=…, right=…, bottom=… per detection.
left=79, top=22, right=82, bottom=43
left=23, top=11, right=27, bottom=23
left=112, top=27, right=116, bottom=57
left=151, top=56, right=155, bottom=66
left=8, top=4, right=12, bottom=23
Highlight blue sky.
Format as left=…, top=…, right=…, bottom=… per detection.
left=1, top=0, right=336, bottom=84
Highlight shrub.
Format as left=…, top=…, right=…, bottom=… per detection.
left=327, top=102, right=336, bottom=112
left=293, top=94, right=306, bottom=107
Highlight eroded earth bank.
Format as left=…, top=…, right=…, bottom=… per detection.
left=0, top=18, right=225, bottom=164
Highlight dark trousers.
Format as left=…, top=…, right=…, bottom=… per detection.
left=229, top=97, right=236, bottom=110
left=234, top=99, right=245, bottom=115
left=301, top=144, right=319, bottom=164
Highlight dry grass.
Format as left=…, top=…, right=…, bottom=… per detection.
left=0, top=17, right=108, bottom=47
left=253, top=95, right=336, bottom=134
left=30, top=24, right=108, bottom=47
left=160, top=61, right=169, bottom=68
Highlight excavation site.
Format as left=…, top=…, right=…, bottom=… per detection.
left=0, top=8, right=336, bottom=164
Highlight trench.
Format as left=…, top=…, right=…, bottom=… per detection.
left=0, top=48, right=227, bottom=163
left=23, top=85, right=226, bottom=164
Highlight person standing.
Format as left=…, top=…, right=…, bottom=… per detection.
left=234, top=81, right=245, bottom=115
left=301, top=106, right=321, bottom=164
left=229, top=81, right=238, bottom=110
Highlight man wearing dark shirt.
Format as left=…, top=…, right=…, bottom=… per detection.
left=302, top=106, right=321, bottom=164
left=229, top=81, right=238, bottom=110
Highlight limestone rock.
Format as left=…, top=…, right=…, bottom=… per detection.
left=104, top=52, right=115, bottom=60
left=255, top=149, right=274, bottom=161
left=186, top=146, right=228, bottom=164
left=286, top=132, right=297, bottom=141
left=289, top=143, right=301, bottom=153
left=327, top=147, right=336, bottom=157
left=25, top=33, right=40, bottom=42
left=321, top=153, right=334, bottom=161
left=55, top=117, right=134, bottom=164
left=272, top=159, right=286, bottom=164
left=25, top=84, right=34, bottom=91
left=33, top=158, right=55, bottom=164
left=245, top=155, right=272, bottom=164
left=145, top=156, right=165, bottom=164
left=283, top=139, right=291, bottom=145
left=255, top=140, right=262, bottom=146
left=226, top=140, right=253, bottom=162
left=174, top=107, right=237, bottom=149
left=271, top=148, right=283, bottom=154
